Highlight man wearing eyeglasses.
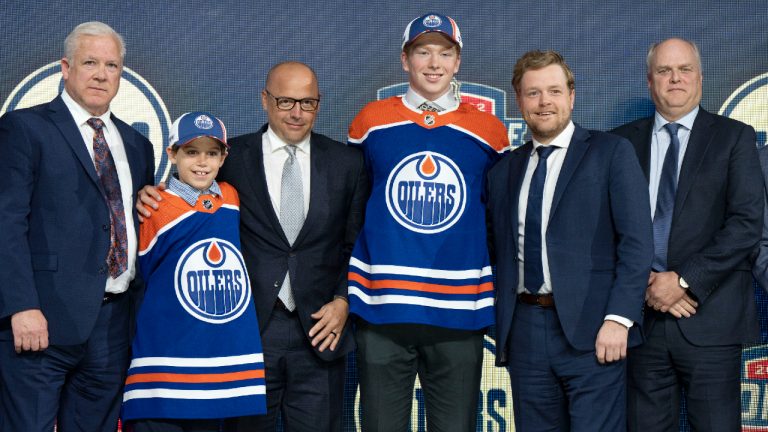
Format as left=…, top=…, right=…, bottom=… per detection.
left=139, top=61, right=368, bottom=431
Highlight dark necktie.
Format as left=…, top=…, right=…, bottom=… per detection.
left=652, top=123, right=681, bottom=271
left=87, top=118, right=128, bottom=278
left=524, top=145, right=557, bottom=293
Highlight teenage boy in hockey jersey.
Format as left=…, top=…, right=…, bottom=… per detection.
left=122, top=112, right=266, bottom=432
left=347, top=12, right=510, bottom=431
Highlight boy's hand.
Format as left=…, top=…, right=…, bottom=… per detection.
left=137, top=182, right=166, bottom=221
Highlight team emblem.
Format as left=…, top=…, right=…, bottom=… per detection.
left=719, top=71, right=768, bottom=148
left=202, top=199, right=213, bottom=210
left=194, top=114, right=214, bottom=129
left=385, top=151, right=466, bottom=234
left=174, top=238, right=251, bottom=324
left=423, top=15, right=442, bottom=28
left=424, top=114, right=435, bottom=126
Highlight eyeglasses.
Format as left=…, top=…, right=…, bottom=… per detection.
left=264, top=89, right=320, bottom=112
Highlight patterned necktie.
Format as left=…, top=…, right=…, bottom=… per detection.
left=524, top=145, right=557, bottom=293
left=417, top=101, right=442, bottom=112
left=87, top=118, right=128, bottom=278
left=277, top=145, right=305, bottom=311
left=652, top=123, right=681, bottom=271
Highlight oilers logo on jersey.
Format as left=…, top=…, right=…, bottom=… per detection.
left=174, top=238, right=251, bottom=324
left=385, top=151, right=466, bottom=234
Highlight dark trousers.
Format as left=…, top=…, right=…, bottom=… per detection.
left=507, top=302, right=626, bottom=432
left=0, top=294, right=131, bottom=432
left=355, top=321, right=484, bottom=432
left=127, top=418, right=222, bottom=432
left=228, top=306, right=345, bottom=432
left=627, top=313, right=742, bottom=432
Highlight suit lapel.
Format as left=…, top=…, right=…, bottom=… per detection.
left=112, top=116, right=144, bottom=192
left=245, top=128, right=287, bottom=243
left=48, top=96, right=103, bottom=194
left=508, top=143, right=532, bottom=234
left=549, top=125, right=590, bottom=222
left=632, top=118, right=654, bottom=182
left=294, top=133, right=328, bottom=246
left=674, top=109, right=714, bottom=217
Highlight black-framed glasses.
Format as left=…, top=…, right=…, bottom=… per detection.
left=264, top=89, right=320, bottom=112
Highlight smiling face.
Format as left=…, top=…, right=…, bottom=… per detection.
left=61, top=34, right=122, bottom=116
left=516, top=64, right=575, bottom=144
left=261, top=62, right=319, bottom=145
left=647, top=38, right=703, bottom=122
left=168, top=137, right=227, bottom=192
left=401, top=32, right=461, bottom=101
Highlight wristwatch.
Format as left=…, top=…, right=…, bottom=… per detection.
left=678, top=276, right=689, bottom=289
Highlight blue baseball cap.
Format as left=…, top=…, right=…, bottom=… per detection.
left=402, top=12, right=463, bottom=50
left=169, top=111, right=228, bottom=148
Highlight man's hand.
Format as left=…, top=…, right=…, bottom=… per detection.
left=309, top=297, right=349, bottom=352
left=667, top=293, right=698, bottom=318
left=136, top=182, right=166, bottom=221
left=595, top=320, right=629, bottom=364
left=646, top=271, right=686, bottom=312
left=11, top=309, right=48, bottom=353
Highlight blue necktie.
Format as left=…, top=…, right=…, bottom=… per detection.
left=652, top=123, right=681, bottom=271
left=524, top=145, right=557, bottom=293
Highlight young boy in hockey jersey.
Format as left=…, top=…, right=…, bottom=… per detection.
left=348, top=12, right=510, bottom=431
left=122, top=112, right=266, bottom=432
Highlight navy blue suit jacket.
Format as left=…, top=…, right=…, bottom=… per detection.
left=488, top=124, right=653, bottom=365
left=753, top=146, right=768, bottom=293
left=218, top=124, right=368, bottom=362
left=611, top=108, right=762, bottom=345
left=0, top=95, right=154, bottom=345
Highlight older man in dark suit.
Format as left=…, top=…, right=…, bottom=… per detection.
left=0, top=21, right=154, bottom=432
left=140, top=62, right=367, bottom=432
left=611, top=37, right=762, bottom=431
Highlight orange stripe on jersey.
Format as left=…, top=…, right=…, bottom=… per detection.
left=348, top=96, right=509, bottom=152
left=349, top=272, right=493, bottom=294
left=125, top=369, right=264, bottom=385
left=139, top=181, right=240, bottom=252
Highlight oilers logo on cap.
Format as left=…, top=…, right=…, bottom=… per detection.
left=174, top=238, right=251, bottom=324
left=402, top=12, right=463, bottom=50
left=385, top=151, right=466, bottom=234
left=194, top=114, right=215, bottom=130
left=169, top=111, right=228, bottom=148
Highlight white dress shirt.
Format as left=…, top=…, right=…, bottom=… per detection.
left=516, top=121, right=632, bottom=328
left=402, top=86, right=459, bottom=113
left=262, top=126, right=311, bottom=218
left=648, top=107, right=698, bottom=218
left=61, top=89, right=136, bottom=294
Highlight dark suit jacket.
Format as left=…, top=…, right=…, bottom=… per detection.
left=0, top=95, right=154, bottom=345
left=488, top=124, right=653, bottom=365
left=611, top=107, right=762, bottom=345
left=218, top=124, right=367, bottom=361
left=753, top=145, right=768, bottom=293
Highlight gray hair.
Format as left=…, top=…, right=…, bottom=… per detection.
left=64, top=21, right=125, bottom=60
left=646, top=37, right=701, bottom=75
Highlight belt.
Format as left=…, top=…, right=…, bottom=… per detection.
left=102, top=292, right=125, bottom=305
left=517, top=292, right=555, bottom=308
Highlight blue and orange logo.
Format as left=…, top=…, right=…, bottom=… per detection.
left=385, top=151, right=466, bottom=234
left=174, top=238, right=251, bottom=324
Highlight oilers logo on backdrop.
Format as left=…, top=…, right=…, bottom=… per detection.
left=719, top=71, right=768, bottom=148
left=386, top=151, right=466, bottom=234
left=174, top=238, right=251, bottom=324
left=1, top=61, right=173, bottom=183
left=378, top=82, right=527, bottom=147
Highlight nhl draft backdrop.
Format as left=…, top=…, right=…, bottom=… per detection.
left=2, top=1, right=767, bottom=430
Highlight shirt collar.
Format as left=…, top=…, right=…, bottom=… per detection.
left=532, top=121, right=575, bottom=153
left=61, top=89, right=113, bottom=130
left=167, top=175, right=222, bottom=207
left=402, top=86, right=459, bottom=112
left=265, top=125, right=311, bottom=156
left=653, top=106, right=699, bottom=133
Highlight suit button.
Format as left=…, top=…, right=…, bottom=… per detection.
left=289, top=252, right=296, bottom=257
left=274, top=281, right=280, bottom=287
left=98, top=266, right=106, bottom=275
left=102, top=224, right=109, bottom=231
